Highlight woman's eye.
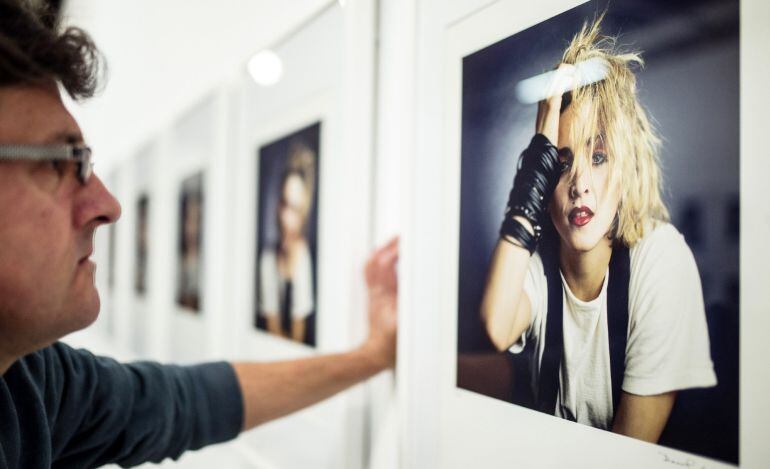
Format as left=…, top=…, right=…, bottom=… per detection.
left=592, top=152, right=607, bottom=166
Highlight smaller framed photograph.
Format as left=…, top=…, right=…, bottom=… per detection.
left=176, top=171, right=204, bottom=312
left=107, top=223, right=116, bottom=291
left=254, top=122, right=321, bottom=347
left=134, top=194, right=149, bottom=295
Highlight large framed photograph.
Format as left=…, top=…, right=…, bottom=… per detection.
left=406, top=0, right=742, bottom=467
left=254, top=122, right=321, bottom=347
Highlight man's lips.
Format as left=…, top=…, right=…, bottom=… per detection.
left=78, top=250, right=93, bottom=264
left=569, top=206, right=594, bottom=227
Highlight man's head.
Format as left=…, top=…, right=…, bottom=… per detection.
left=0, top=0, right=120, bottom=366
left=0, top=0, right=102, bottom=98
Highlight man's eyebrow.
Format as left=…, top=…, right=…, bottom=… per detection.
left=558, top=147, right=574, bottom=160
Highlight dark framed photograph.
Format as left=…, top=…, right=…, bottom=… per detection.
left=177, top=172, right=204, bottom=312
left=254, top=122, right=321, bottom=346
left=134, top=194, right=149, bottom=295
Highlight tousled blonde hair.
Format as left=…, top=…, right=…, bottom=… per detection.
left=560, top=16, right=669, bottom=247
left=283, top=140, right=317, bottom=219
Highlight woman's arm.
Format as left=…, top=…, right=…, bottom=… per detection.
left=482, top=66, right=572, bottom=351
left=612, top=391, right=677, bottom=443
left=265, top=315, right=286, bottom=338
left=291, top=319, right=306, bottom=343
left=481, top=228, right=534, bottom=351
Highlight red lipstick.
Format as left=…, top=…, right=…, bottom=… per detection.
left=569, top=206, right=594, bottom=227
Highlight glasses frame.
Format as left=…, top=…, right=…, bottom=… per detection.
left=0, top=143, right=93, bottom=184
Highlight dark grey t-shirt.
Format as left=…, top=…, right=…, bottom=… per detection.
left=0, top=342, right=243, bottom=468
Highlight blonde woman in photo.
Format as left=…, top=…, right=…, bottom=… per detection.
left=259, top=142, right=317, bottom=344
left=481, top=18, right=716, bottom=443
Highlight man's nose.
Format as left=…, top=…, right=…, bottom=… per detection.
left=73, top=174, right=122, bottom=228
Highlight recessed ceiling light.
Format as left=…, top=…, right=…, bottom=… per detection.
left=247, top=50, right=283, bottom=86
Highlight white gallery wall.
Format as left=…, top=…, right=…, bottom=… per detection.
left=68, top=1, right=384, bottom=468
left=63, top=0, right=331, bottom=171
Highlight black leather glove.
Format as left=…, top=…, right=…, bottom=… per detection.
left=499, top=134, right=562, bottom=253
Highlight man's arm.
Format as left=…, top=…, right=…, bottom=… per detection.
left=233, top=238, right=398, bottom=431
left=612, top=391, right=677, bottom=443
left=233, top=341, right=389, bottom=430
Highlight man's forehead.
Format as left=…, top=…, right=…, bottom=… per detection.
left=0, top=85, right=83, bottom=144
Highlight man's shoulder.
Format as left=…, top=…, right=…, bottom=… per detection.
left=10, top=343, right=63, bottom=379
left=8, top=343, right=85, bottom=390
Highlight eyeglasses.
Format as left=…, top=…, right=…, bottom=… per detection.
left=0, top=143, right=93, bottom=184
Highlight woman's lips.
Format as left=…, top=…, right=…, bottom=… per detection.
left=569, top=206, right=594, bottom=227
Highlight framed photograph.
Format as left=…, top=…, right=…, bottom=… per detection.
left=399, top=0, right=743, bottom=467
left=254, top=122, right=321, bottom=346
left=227, top=9, right=372, bottom=462
left=107, top=223, right=116, bottom=291
left=176, top=171, right=204, bottom=312
left=134, top=194, right=149, bottom=295
left=455, top=0, right=739, bottom=462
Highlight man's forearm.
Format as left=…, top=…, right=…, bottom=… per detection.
left=232, top=342, right=389, bottom=431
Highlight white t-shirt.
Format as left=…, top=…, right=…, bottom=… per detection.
left=510, top=222, right=717, bottom=429
left=258, top=246, right=314, bottom=321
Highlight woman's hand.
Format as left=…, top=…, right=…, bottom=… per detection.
left=499, top=67, right=570, bottom=252
left=535, top=63, right=575, bottom=145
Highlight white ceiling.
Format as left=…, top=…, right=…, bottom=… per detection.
left=62, top=0, right=331, bottom=171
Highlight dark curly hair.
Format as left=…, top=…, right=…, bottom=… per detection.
left=0, top=0, right=103, bottom=99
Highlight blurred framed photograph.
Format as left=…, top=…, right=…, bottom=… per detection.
left=254, top=123, right=321, bottom=347
left=177, top=171, right=204, bottom=312
left=134, top=193, right=149, bottom=295
left=415, top=0, right=740, bottom=467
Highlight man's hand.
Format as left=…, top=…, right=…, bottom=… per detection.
left=362, top=237, right=399, bottom=369
left=233, top=237, right=400, bottom=431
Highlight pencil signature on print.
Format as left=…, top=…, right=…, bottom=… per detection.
left=659, top=451, right=708, bottom=468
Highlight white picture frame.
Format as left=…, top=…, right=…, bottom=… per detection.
left=224, top=3, right=378, bottom=467
left=398, top=0, right=765, bottom=467
left=165, top=93, right=229, bottom=363
left=235, top=92, right=335, bottom=357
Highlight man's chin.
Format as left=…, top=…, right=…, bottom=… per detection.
left=68, top=290, right=101, bottom=333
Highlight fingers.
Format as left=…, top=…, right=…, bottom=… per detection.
left=377, top=237, right=399, bottom=267
left=374, top=236, right=399, bottom=260
left=365, top=236, right=400, bottom=288
left=548, top=63, right=576, bottom=99
left=536, top=64, right=576, bottom=145
left=368, top=237, right=399, bottom=271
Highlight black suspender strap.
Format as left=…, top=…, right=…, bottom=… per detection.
left=281, top=281, right=293, bottom=336
left=606, top=245, right=630, bottom=414
left=537, top=243, right=630, bottom=418
left=537, top=242, right=563, bottom=415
